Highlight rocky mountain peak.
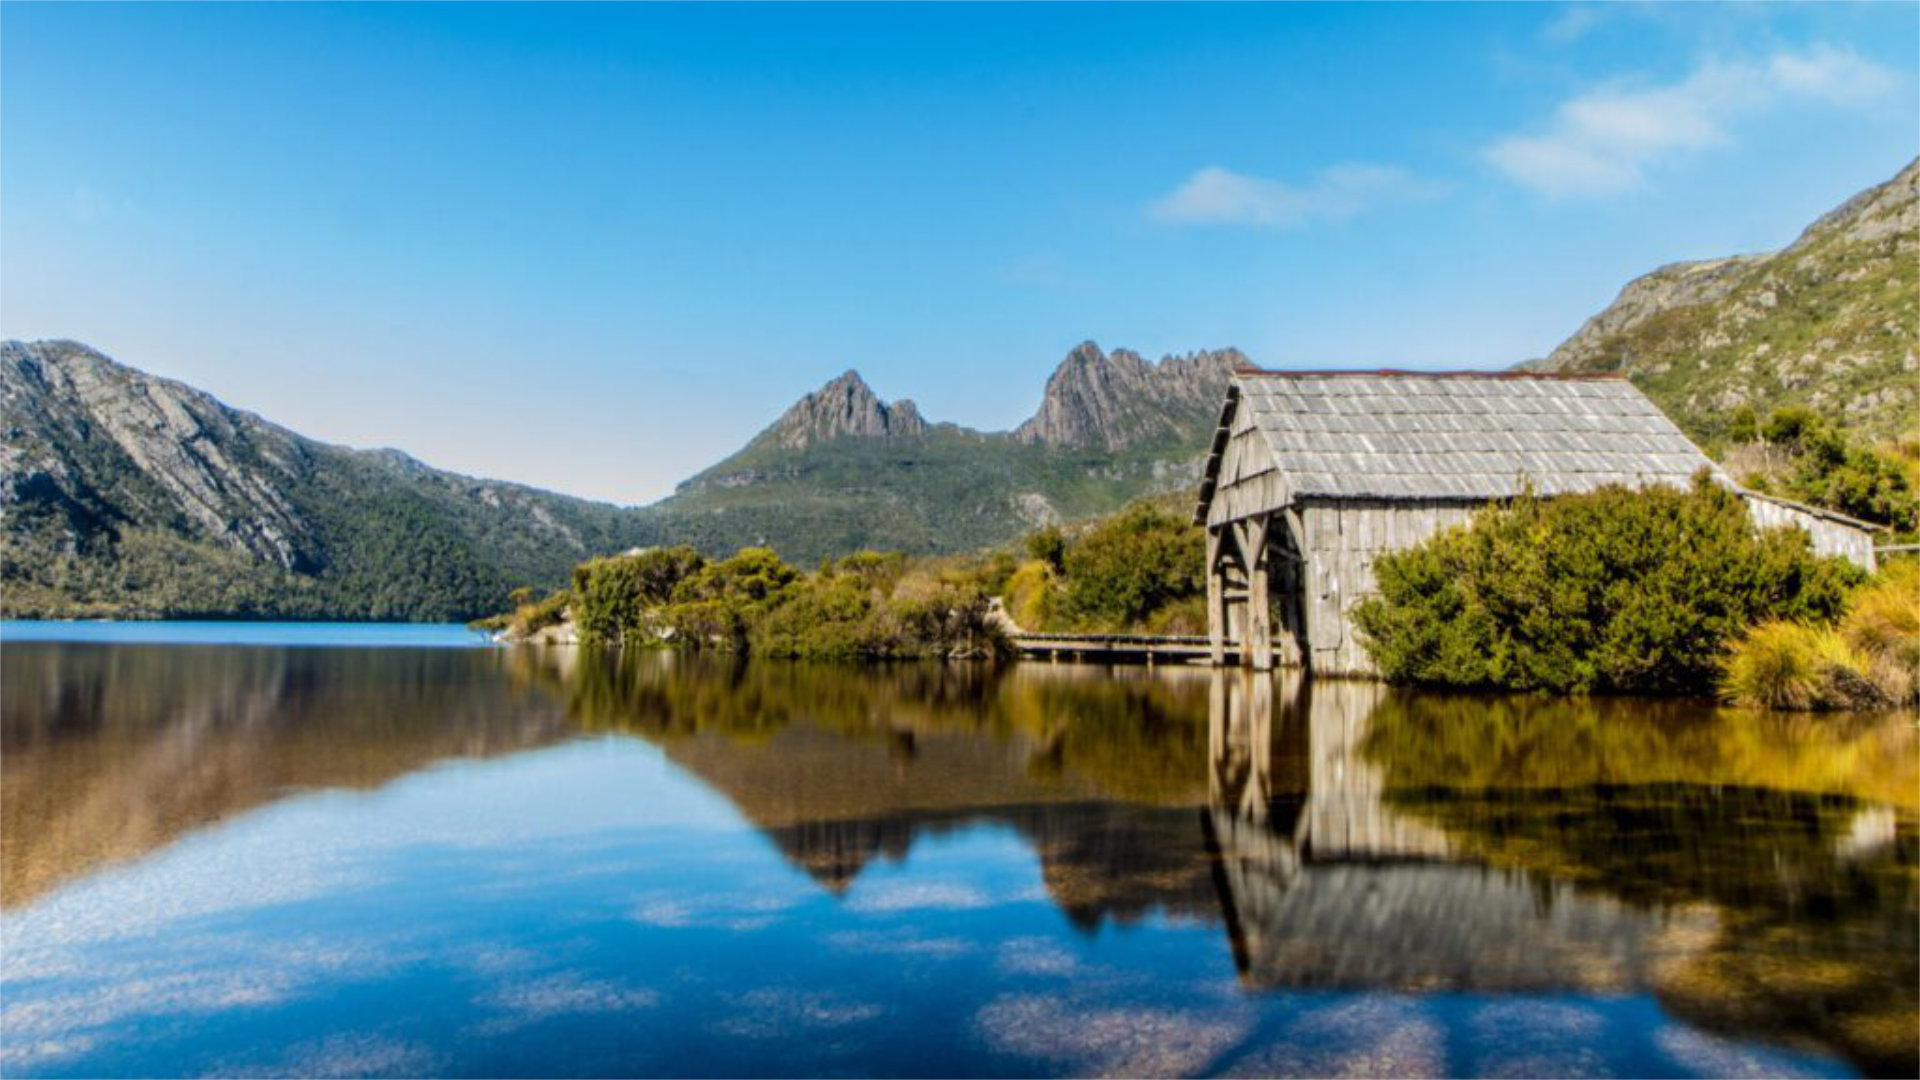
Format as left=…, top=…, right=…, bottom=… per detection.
left=760, top=369, right=928, bottom=450
left=1014, top=341, right=1243, bottom=451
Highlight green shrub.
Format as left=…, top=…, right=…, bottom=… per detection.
left=671, top=547, right=799, bottom=606
left=748, top=565, right=1000, bottom=660
left=658, top=547, right=800, bottom=651
left=512, top=589, right=572, bottom=637
left=872, top=572, right=996, bottom=658
left=970, top=550, right=1020, bottom=598
left=1352, top=474, right=1862, bottom=694
left=832, top=550, right=907, bottom=589
left=1026, top=527, right=1068, bottom=573
left=1003, top=560, right=1061, bottom=632
left=1748, top=408, right=1917, bottom=534
left=570, top=545, right=707, bottom=645
left=1060, top=501, right=1205, bottom=630
left=749, top=572, right=875, bottom=659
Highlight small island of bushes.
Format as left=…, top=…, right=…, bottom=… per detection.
left=476, top=497, right=1211, bottom=660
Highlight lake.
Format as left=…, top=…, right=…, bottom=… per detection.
left=2, top=625, right=1914, bottom=1078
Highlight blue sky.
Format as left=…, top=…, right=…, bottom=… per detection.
left=3, top=3, right=1914, bottom=504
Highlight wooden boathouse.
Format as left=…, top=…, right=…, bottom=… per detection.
left=1193, top=368, right=1880, bottom=677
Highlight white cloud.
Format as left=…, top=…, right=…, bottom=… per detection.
left=1487, top=45, right=1896, bottom=198
left=1542, top=5, right=1607, bottom=46
left=1149, top=163, right=1440, bottom=229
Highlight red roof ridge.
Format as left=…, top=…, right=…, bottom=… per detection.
left=1231, top=366, right=1628, bottom=381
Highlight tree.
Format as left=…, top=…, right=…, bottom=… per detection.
left=1059, top=502, right=1205, bottom=629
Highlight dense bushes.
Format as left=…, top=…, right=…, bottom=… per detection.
left=570, top=545, right=708, bottom=645
left=751, top=557, right=997, bottom=660
left=509, top=545, right=1001, bottom=660
left=1351, top=475, right=1862, bottom=695
left=1733, top=406, right=1917, bottom=535
left=1720, top=560, right=1919, bottom=710
left=999, top=500, right=1207, bottom=634
left=1060, top=502, right=1205, bottom=628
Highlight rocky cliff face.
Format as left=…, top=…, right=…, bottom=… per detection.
left=2, top=340, right=316, bottom=568
left=1014, top=342, right=1245, bottom=451
left=1528, top=157, right=1918, bottom=441
left=2, top=339, right=655, bottom=619
left=758, top=370, right=928, bottom=450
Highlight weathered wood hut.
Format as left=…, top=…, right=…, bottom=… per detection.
left=1193, top=368, right=1880, bottom=676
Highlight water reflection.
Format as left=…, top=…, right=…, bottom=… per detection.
left=2, top=641, right=1914, bottom=1077
left=1, top=645, right=572, bottom=908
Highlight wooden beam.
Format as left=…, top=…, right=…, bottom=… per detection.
left=1206, top=527, right=1226, bottom=666
left=1286, top=507, right=1315, bottom=675
left=1247, top=514, right=1274, bottom=671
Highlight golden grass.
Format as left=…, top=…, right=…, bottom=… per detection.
left=1841, top=558, right=1920, bottom=705
left=1720, top=621, right=1861, bottom=710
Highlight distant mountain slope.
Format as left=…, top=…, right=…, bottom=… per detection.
left=1, top=340, right=660, bottom=620
left=644, top=343, right=1241, bottom=563
left=2, top=339, right=1239, bottom=618
left=1527, top=157, right=1918, bottom=442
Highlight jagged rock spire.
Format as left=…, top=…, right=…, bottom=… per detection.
left=1014, top=341, right=1245, bottom=451
left=761, top=369, right=928, bottom=450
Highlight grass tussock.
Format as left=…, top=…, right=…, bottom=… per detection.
left=1840, top=559, right=1920, bottom=704
left=1722, top=558, right=1919, bottom=710
left=1720, top=622, right=1866, bottom=710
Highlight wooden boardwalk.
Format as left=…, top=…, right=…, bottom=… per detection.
left=1007, top=631, right=1235, bottom=664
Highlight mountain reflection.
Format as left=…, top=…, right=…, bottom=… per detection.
left=4, top=643, right=1913, bottom=1074
left=1, top=644, right=573, bottom=907
left=525, top=650, right=1915, bottom=1075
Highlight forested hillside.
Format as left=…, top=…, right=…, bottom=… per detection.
left=1, top=340, right=661, bottom=620
left=643, top=344, right=1240, bottom=564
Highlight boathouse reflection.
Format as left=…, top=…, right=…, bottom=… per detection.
left=1205, top=671, right=1694, bottom=993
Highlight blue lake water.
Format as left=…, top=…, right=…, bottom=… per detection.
left=1, top=627, right=1914, bottom=1077
left=0, top=620, right=490, bottom=648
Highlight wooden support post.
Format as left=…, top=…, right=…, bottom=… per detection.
left=1231, top=518, right=1257, bottom=670
left=1206, top=527, right=1226, bottom=666
left=1247, top=514, right=1274, bottom=671
left=1286, top=506, right=1314, bottom=676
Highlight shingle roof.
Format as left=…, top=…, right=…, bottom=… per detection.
left=1196, top=368, right=1724, bottom=519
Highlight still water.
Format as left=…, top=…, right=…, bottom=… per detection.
left=2, top=627, right=1915, bottom=1078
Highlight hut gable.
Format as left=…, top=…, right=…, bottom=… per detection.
left=1198, top=369, right=1722, bottom=525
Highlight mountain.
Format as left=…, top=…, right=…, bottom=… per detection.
left=2, top=339, right=1238, bottom=619
left=1014, top=343, right=1248, bottom=450
left=760, top=369, right=927, bottom=449
left=644, top=343, right=1241, bottom=562
left=1, top=340, right=660, bottom=620
left=1526, top=157, right=1918, bottom=443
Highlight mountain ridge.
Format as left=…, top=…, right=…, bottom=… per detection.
left=2, top=337, right=1243, bottom=616
left=653, top=341, right=1240, bottom=559
left=1526, top=156, right=1918, bottom=442
left=1, top=339, right=661, bottom=619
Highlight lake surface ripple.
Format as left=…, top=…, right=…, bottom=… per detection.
left=2, top=632, right=1915, bottom=1078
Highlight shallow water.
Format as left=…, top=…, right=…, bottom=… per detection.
left=2, top=630, right=1915, bottom=1078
